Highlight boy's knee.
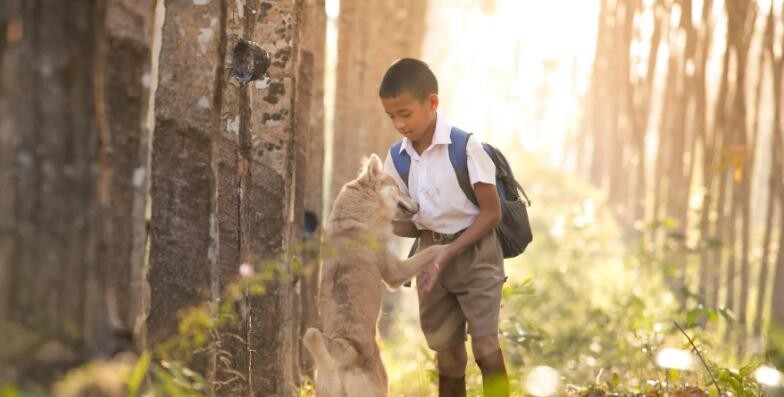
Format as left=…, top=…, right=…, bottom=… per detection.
left=471, top=334, right=501, bottom=360
left=436, top=344, right=468, bottom=377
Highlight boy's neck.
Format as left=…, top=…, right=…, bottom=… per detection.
left=412, top=113, right=437, bottom=154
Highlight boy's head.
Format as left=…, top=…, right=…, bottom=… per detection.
left=379, top=58, right=439, bottom=142
left=379, top=58, right=438, bottom=100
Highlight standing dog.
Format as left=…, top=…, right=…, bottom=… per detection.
left=303, top=154, right=447, bottom=396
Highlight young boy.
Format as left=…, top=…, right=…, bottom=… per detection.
left=380, top=58, right=509, bottom=397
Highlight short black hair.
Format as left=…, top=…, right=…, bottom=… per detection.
left=379, top=58, right=438, bottom=101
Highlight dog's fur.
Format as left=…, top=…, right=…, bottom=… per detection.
left=303, top=154, right=447, bottom=397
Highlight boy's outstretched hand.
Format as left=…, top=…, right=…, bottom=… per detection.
left=418, top=248, right=453, bottom=294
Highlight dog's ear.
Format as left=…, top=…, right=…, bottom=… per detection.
left=362, top=153, right=383, bottom=180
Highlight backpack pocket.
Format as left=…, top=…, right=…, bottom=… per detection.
left=496, top=196, right=533, bottom=258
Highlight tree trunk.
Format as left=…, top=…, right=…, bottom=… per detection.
left=695, top=0, right=715, bottom=302
left=297, top=0, right=327, bottom=381
left=0, top=0, right=153, bottom=386
left=705, top=3, right=733, bottom=309
left=766, top=1, right=784, bottom=360
left=589, top=0, right=613, bottom=190
left=754, top=2, right=783, bottom=339
left=149, top=1, right=305, bottom=395
left=722, top=0, right=755, bottom=340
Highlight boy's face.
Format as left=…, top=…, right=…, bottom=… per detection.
left=381, top=92, right=438, bottom=143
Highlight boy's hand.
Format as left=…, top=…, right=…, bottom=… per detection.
left=418, top=248, right=453, bottom=294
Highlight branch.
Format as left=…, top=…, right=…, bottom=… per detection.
left=673, top=321, right=721, bottom=396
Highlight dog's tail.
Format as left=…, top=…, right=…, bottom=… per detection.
left=303, top=328, right=358, bottom=370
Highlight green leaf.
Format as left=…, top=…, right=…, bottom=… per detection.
left=127, top=351, right=151, bottom=397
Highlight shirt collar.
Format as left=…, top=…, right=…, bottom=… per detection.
left=399, top=112, right=452, bottom=154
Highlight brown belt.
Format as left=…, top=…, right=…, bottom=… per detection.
left=419, top=229, right=465, bottom=243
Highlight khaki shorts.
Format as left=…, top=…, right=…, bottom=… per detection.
left=415, top=229, right=505, bottom=352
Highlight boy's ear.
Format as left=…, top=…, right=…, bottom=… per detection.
left=428, top=93, right=439, bottom=111
left=362, top=153, right=383, bottom=180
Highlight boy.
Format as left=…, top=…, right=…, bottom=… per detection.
left=380, top=58, right=509, bottom=397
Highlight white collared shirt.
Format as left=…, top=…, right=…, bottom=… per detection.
left=383, top=114, right=496, bottom=234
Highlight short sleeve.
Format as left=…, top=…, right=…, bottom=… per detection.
left=466, top=136, right=496, bottom=186
left=383, top=151, right=411, bottom=196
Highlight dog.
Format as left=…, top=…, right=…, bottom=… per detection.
left=303, top=153, right=448, bottom=397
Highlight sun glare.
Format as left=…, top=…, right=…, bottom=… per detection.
left=655, top=348, right=695, bottom=371
left=422, top=0, right=600, bottom=165
left=755, top=366, right=783, bottom=387
left=525, top=365, right=561, bottom=396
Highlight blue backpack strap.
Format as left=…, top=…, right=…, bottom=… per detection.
left=389, top=139, right=410, bottom=187
left=448, top=127, right=479, bottom=206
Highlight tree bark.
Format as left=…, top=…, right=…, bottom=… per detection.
left=0, top=0, right=153, bottom=386
left=297, top=0, right=327, bottom=381
left=149, top=1, right=305, bottom=395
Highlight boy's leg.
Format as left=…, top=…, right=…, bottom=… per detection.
left=472, top=335, right=509, bottom=397
left=437, top=342, right=468, bottom=397
left=451, top=231, right=506, bottom=397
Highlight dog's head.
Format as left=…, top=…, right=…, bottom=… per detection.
left=328, top=154, right=418, bottom=232
left=359, top=154, right=418, bottom=219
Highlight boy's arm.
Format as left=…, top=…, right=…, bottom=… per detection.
left=417, top=182, right=501, bottom=293
left=444, top=182, right=501, bottom=257
left=392, top=219, right=420, bottom=238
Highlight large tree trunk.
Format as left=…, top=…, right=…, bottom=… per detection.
left=297, top=0, right=327, bottom=381
left=722, top=0, right=755, bottom=341
left=149, top=1, right=305, bottom=395
left=0, top=0, right=154, bottom=387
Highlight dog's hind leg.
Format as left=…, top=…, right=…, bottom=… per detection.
left=344, top=370, right=387, bottom=397
left=303, top=328, right=359, bottom=369
left=382, top=244, right=448, bottom=288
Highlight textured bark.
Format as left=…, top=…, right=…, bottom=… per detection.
left=297, top=0, right=326, bottom=381
left=147, top=0, right=223, bottom=369
left=0, top=0, right=153, bottom=386
left=150, top=1, right=304, bottom=395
